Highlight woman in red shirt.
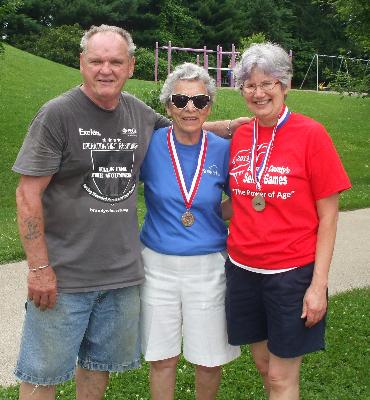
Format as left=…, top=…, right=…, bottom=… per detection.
left=225, top=42, right=351, bottom=399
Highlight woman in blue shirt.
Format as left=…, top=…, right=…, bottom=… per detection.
left=140, top=63, right=240, bottom=399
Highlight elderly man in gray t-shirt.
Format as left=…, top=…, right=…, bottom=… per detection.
left=12, top=24, right=242, bottom=400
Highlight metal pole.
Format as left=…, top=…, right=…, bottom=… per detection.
left=216, top=45, right=220, bottom=87
left=204, top=46, right=208, bottom=71
left=299, top=54, right=316, bottom=90
left=230, top=44, right=236, bottom=87
left=154, top=41, right=158, bottom=82
left=168, top=41, right=172, bottom=76
left=316, top=53, right=319, bottom=91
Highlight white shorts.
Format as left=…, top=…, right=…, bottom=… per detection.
left=140, top=246, right=240, bottom=367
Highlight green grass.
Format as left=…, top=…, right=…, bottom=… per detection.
left=0, top=287, right=368, bottom=399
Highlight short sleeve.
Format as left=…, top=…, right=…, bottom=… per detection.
left=154, top=112, right=171, bottom=130
left=12, top=105, right=65, bottom=176
left=308, top=125, right=351, bottom=200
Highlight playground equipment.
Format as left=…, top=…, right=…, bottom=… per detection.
left=154, top=41, right=240, bottom=87
left=300, top=53, right=369, bottom=91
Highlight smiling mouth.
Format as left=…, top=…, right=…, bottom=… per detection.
left=97, top=79, right=115, bottom=84
left=182, top=117, right=198, bottom=121
left=254, top=100, right=270, bottom=105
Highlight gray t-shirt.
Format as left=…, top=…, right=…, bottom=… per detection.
left=13, top=87, right=169, bottom=293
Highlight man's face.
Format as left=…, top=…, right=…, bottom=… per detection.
left=80, top=32, right=135, bottom=109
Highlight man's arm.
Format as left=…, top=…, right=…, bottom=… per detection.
left=203, top=117, right=251, bottom=138
left=16, top=175, right=57, bottom=311
left=301, top=193, right=339, bottom=328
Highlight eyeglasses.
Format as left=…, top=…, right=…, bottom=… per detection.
left=242, top=81, right=280, bottom=94
left=171, top=94, right=210, bottom=110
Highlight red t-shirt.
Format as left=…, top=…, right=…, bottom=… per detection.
left=227, top=112, right=351, bottom=270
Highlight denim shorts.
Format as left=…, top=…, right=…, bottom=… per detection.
left=225, top=258, right=326, bottom=358
left=15, top=286, right=141, bottom=385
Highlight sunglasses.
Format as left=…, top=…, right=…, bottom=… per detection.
left=171, top=94, right=210, bottom=110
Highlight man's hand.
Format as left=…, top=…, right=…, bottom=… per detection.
left=229, top=117, right=251, bottom=135
left=203, top=117, right=251, bottom=138
left=28, top=266, right=57, bottom=310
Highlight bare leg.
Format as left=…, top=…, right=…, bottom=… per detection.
left=268, top=353, right=302, bottom=400
left=195, top=365, right=222, bottom=400
left=75, top=367, right=109, bottom=400
left=250, top=341, right=270, bottom=395
left=150, top=356, right=179, bottom=400
left=19, top=383, right=56, bottom=400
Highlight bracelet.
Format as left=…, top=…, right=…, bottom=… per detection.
left=29, top=264, right=50, bottom=272
left=226, top=119, right=233, bottom=137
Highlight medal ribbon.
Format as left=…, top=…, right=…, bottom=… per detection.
left=167, top=125, right=208, bottom=209
left=250, top=105, right=290, bottom=191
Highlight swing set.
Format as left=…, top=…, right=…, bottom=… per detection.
left=300, top=53, right=369, bottom=91
left=154, top=41, right=240, bottom=87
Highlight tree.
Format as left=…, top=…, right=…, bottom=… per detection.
left=33, top=24, right=83, bottom=68
left=236, top=0, right=295, bottom=49
left=4, top=0, right=142, bottom=37
left=239, top=33, right=267, bottom=54
left=318, top=0, right=370, bottom=53
left=285, top=0, right=352, bottom=54
left=157, top=0, right=202, bottom=48
left=0, top=0, right=22, bottom=53
left=187, top=0, right=244, bottom=49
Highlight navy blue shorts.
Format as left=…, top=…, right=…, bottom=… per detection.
left=225, top=258, right=326, bottom=358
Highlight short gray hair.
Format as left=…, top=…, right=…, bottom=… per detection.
left=160, top=63, right=216, bottom=105
left=234, top=42, right=293, bottom=88
left=80, top=24, right=136, bottom=57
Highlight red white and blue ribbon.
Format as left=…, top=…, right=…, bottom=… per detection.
left=250, top=105, right=290, bottom=191
left=167, top=125, right=208, bottom=209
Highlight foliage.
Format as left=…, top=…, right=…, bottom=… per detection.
left=0, top=0, right=22, bottom=53
left=187, top=0, right=243, bottom=49
left=141, top=82, right=166, bottom=115
left=237, top=0, right=295, bottom=48
left=6, top=24, right=83, bottom=68
left=316, top=0, right=370, bottom=53
left=36, top=24, right=82, bottom=68
left=328, top=71, right=370, bottom=98
left=288, top=0, right=352, bottom=55
left=291, top=40, right=318, bottom=89
left=4, top=0, right=141, bottom=30
left=238, top=33, right=267, bottom=54
left=157, top=0, right=202, bottom=47
left=3, top=0, right=367, bottom=88
left=133, top=47, right=167, bottom=82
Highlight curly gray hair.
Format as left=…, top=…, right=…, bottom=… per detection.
left=160, top=63, right=216, bottom=106
left=234, top=42, right=293, bottom=89
left=80, top=25, right=136, bottom=57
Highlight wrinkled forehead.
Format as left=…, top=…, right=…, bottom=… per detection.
left=172, top=79, right=208, bottom=95
left=244, top=66, right=277, bottom=82
left=84, top=32, right=130, bottom=56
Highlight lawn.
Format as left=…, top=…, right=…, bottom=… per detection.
left=0, top=287, right=368, bottom=399
left=0, top=45, right=369, bottom=399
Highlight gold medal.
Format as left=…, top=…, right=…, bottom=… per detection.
left=181, top=210, right=195, bottom=227
left=252, top=194, right=265, bottom=212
